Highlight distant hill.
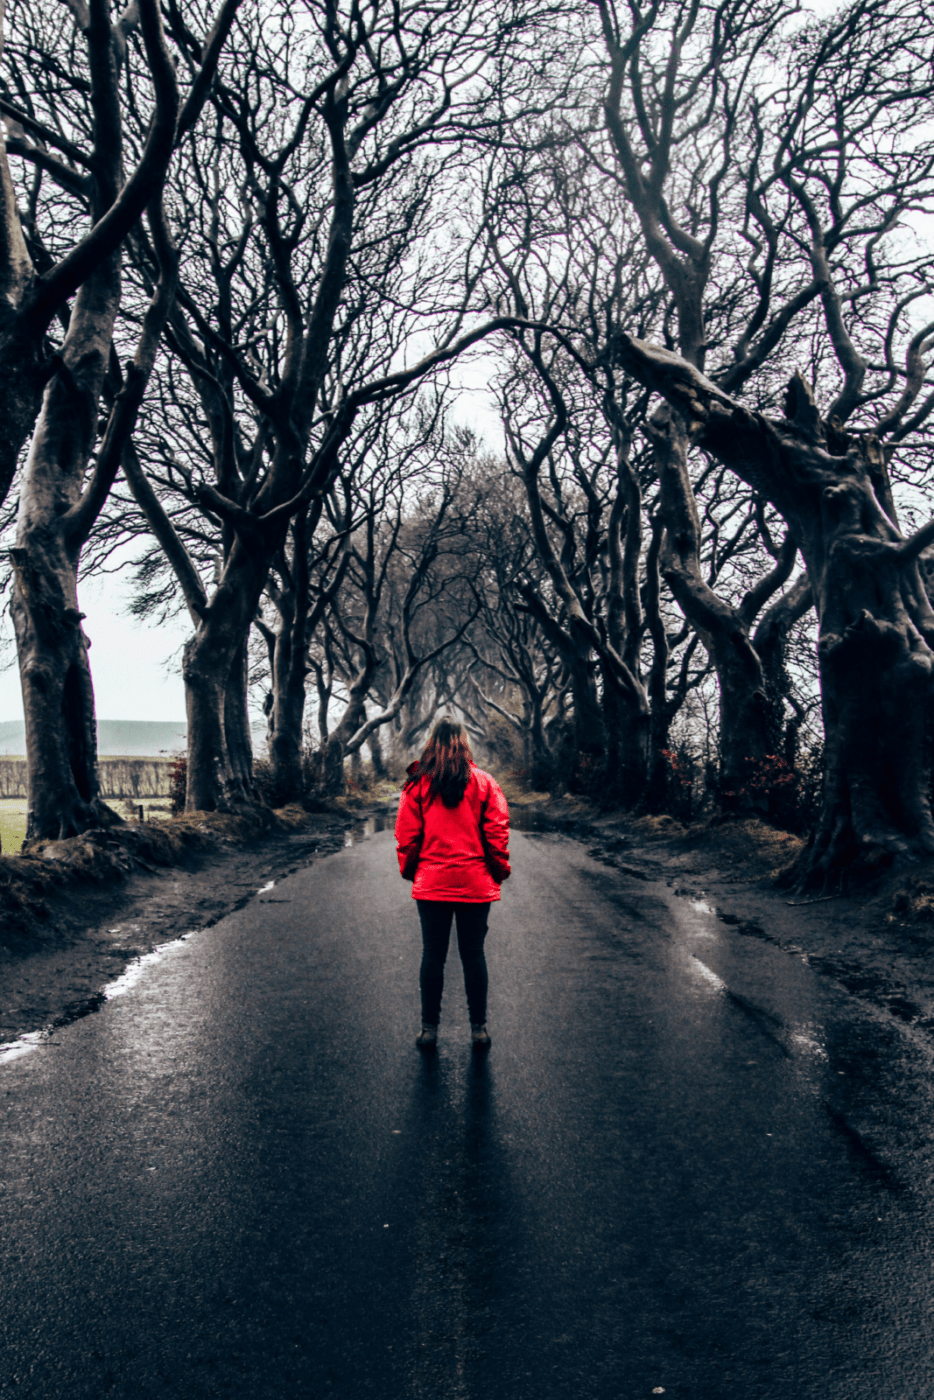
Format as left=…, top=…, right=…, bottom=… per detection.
left=98, top=720, right=190, bottom=756
left=0, top=719, right=266, bottom=757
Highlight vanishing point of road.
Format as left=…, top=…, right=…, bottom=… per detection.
left=2, top=825, right=933, bottom=1399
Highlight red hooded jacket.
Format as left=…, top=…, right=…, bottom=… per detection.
left=395, top=762, right=511, bottom=902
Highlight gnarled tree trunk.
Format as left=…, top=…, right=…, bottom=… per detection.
left=11, top=315, right=117, bottom=842
left=266, top=587, right=309, bottom=805
left=618, top=338, right=934, bottom=886
left=322, top=693, right=367, bottom=796
left=600, top=669, right=650, bottom=806
left=268, top=673, right=306, bottom=803
left=224, top=637, right=254, bottom=798
left=648, top=404, right=798, bottom=815
left=183, top=540, right=271, bottom=811
left=754, top=571, right=813, bottom=763
left=10, top=536, right=114, bottom=840
left=368, top=727, right=387, bottom=780
left=518, top=588, right=605, bottom=785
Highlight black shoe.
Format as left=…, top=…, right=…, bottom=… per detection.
left=470, top=1023, right=491, bottom=1050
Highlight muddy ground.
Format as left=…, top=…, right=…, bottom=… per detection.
left=3, top=798, right=934, bottom=1054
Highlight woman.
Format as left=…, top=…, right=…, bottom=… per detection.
left=395, top=718, right=510, bottom=1050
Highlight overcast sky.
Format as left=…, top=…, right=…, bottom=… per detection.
left=0, top=378, right=503, bottom=727
left=0, top=570, right=191, bottom=724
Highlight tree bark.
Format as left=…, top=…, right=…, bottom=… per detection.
left=11, top=204, right=125, bottom=838
left=266, top=533, right=309, bottom=805
left=600, top=669, right=650, bottom=806
left=224, top=636, right=254, bottom=799
left=517, top=586, right=605, bottom=784
left=642, top=515, right=671, bottom=812
left=0, top=319, right=45, bottom=510
left=322, top=731, right=347, bottom=794
left=368, top=727, right=387, bottom=780
left=10, top=541, right=114, bottom=840
left=182, top=539, right=271, bottom=811
left=268, top=668, right=307, bottom=804
left=322, top=692, right=367, bottom=796
left=754, top=571, right=813, bottom=757
left=600, top=408, right=652, bottom=805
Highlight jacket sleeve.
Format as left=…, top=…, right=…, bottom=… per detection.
left=395, top=784, right=424, bottom=877
left=481, top=778, right=511, bottom=883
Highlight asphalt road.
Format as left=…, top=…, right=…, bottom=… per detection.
left=2, top=826, right=934, bottom=1399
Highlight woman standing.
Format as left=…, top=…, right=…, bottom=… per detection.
left=395, top=718, right=510, bottom=1050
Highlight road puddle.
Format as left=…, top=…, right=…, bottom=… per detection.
left=0, top=1030, right=45, bottom=1064
left=0, top=934, right=195, bottom=1066
left=669, top=885, right=833, bottom=1064
left=691, top=956, right=727, bottom=991
left=344, top=815, right=389, bottom=846
left=790, top=1030, right=828, bottom=1059
left=673, top=892, right=718, bottom=943
left=102, top=937, right=191, bottom=1000
left=690, top=898, right=715, bottom=915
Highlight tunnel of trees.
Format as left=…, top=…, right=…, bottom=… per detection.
left=0, top=0, right=932, bottom=890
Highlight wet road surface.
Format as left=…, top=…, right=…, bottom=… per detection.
left=1, top=828, right=934, bottom=1398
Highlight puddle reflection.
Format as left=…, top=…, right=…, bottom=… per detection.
left=691, top=956, right=727, bottom=991
left=102, top=936, right=191, bottom=1000
left=0, top=1030, right=45, bottom=1064
left=344, top=814, right=389, bottom=846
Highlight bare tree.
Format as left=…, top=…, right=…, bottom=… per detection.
left=319, top=441, right=485, bottom=790
left=616, top=336, right=934, bottom=884
left=0, top=0, right=240, bottom=512
left=257, top=490, right=351, bottom=804
left=4, top=0, right=239, bottom=839
left=467, top=465, right=569, bottom=787
left=118, top=0, right=564, bottom=812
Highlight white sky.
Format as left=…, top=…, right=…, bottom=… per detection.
left=0, top=569, right=190, bottom=724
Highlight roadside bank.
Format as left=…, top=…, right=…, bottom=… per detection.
left=0, top=800, right=393, bottom=1049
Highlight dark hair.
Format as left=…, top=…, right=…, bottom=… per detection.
left=405, top=718, right=474, bottom=807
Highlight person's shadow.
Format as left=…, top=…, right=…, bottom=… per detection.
left=399, top=1048, right=512, bottom=1390
left=413, top=1047, right=510, bottom=1258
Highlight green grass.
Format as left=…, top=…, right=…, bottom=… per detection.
left=0, top=798, right=27, bottom=854
left=0, top=797, right=176, bottom=854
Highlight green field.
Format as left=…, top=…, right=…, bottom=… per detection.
left=0, top=797, right=174, bottom=854
left=0, top=798, right=27, bottom=854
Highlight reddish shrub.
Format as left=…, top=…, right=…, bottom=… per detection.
left=169, top=755, right=187, bottom=815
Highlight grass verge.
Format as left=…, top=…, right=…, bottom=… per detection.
left=0, top=801, right=349, bottom=949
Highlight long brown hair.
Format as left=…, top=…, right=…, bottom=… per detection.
left=405, top=718, right=474, bottom=807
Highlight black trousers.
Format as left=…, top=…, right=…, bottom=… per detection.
left=416, top=900, right=490, bottom=1026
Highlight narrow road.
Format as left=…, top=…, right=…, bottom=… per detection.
left=2, top=827, right=933, bottom=1399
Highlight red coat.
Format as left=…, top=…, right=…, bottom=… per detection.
left=395, top=762, right=511, bottom=902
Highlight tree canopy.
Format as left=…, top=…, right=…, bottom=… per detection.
left=1, top=0, right=932, bottom=886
